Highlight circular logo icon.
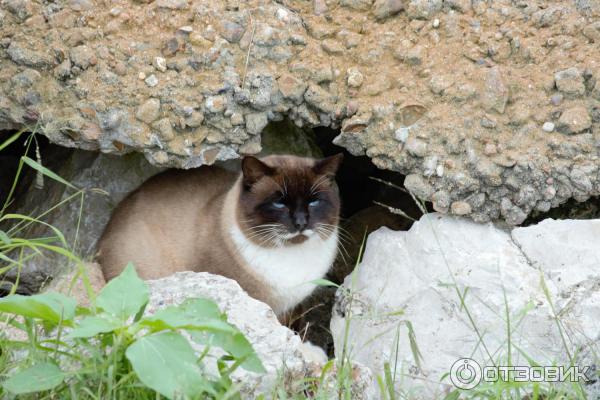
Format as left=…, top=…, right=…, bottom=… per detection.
left=450, top=358, right=482, bottom=390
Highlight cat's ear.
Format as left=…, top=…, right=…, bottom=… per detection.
left=313, top=153, right=343, bottom=178
left=241, top=156, right=274, bottom=187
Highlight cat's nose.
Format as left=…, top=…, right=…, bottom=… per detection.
left=293, top=213, right=308, bottom=231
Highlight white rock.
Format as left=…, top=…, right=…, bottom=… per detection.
left=145, top=74, right=158, bottom=87
left=542, top=121, right=555, bottom=132
left=331, top=214, right=600, bottom=397
left=511, top=219, right=600, bottom=296
left=147, top=272, right=375, bottom=399
left=153, top=56, right=167, bottom=72
left=347, top=67, right=364, bottom=88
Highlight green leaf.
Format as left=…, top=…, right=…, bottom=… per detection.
left=3, top=362, right=65, bottom=394
left=0, top=130, right=24, bottom=152
left=1, top=214, right=67, bottom=248
left=195, top=331, right=265, bottom=374
left=21, top=156, right=77, bottom=190
left=126, top=331, right=212, bottom=399
left=310, top=278, right=340, bottom=288
left=67, top=315, right=122, bottom=339
left=0, top=229, right=11, bottom=245
left=442, top=390, right=461, bottom=400
left=139, top=298, right=234, bottom=333
left=96, top=263, right=148, bottom=321
left=0, top=292, right=76, bottom=324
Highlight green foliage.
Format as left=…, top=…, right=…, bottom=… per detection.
left=0, top=292, right=76, bottom=324
left=1, top=130, right=87, bottom=296
left=3, top=362, right=65, bottom=395
left=126, top=332, right=213, bottom=398
left=95, top=263, right=149, bottom=321
left=0, top=264, right=264, bottom=399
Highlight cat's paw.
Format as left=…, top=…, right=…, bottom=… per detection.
left=298, top=341, right=328, bottom=364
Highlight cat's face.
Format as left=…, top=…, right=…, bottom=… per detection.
left=237, top=154, right=343, bottom=247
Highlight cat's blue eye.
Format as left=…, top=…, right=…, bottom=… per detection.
left=272, top=201, right=286, bottom=209
left=309, top=200, right=320, bottom=207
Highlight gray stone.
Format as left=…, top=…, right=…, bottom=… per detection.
left=70, top=46, right=97, bottom=70
left=480, top=116, right=497, bottom=129
left=151, top=118, right=174, bottom=141
left=205, top=95, right=227, bottom=113
left=321, top=39, right=345, bottom=55
left=405, top=136, right=427, bottom=157
left=136, top=98, right=161, bottom=124
left=405, top=45, right=425, bottom=66
left=431, top=190, right=450, bottom=213
left=304, top=84, right=335, bottom=113
left=500, top=198, right=527, bottom=225
left=277, top=73, right=307, bottom=103
left=482, top=67, right=509, bottom=114
left=554, top=67, right=585, bottom=97
left=219, top=20, right=245, bottom=43
left=313, top=0, right=328, bottom=15
left=3, top=0, right=32, bottom=20
left=7, top=42, right=54, bottom=68
left=70, top=0, right=93, bottom=11
left=340, top=0, right=374, bottom=11
left=245, top=112, right=269, bottom=135
left=550, top=93, right=563, bottom=105
left=153, top=57, right=167, bottom=72
left=406, top=0, right=442, bottom=20
left=450, top=200, right=471, bottom=215
left=557, top=106, right=592, bottom=134
left=144, top=74, right=158, bottom=87
left=185, top=111, right=204, bottom=127
left=372, top=0, right=405, bottom=20
left=404, top=173, right=434, bottom=199
left=445, top=0, right=470, bottom=12
left=532, top=6, right=563, bottom=28
left=346, top=67, right=364, bottom=88
left=429, top=74, right=454, bottom=95
left=583, top=21, right=600, bottom=42
left=155, top=0, right=188, bottom=9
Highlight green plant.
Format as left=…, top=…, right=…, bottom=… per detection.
left=0, top=263, right=264, bottom=399
left=1, top=130, right=91, bottom=296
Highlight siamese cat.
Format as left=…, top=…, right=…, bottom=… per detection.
left=97, top=154, right=343, bottom=318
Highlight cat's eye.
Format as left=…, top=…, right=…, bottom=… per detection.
left=309, top=200, right=320, bottom=207
left=272, top=201, right=286, bottom=209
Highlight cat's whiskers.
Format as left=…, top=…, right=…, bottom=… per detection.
left=316, top=223, right=350, bottom=264
left=309, top=175, right=329, bottom=195
left=318, top=223, right=352, bottom=244
left=282, top=176, right=288, bottom=195
left=243, top=223, right=289, bottom=247
left=245, top=227, right=281, bottom=242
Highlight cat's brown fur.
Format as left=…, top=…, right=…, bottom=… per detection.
left=96, top=154, right=342, bottom=316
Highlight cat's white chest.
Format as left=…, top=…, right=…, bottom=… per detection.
left=230, top=226, right=338, bottom=315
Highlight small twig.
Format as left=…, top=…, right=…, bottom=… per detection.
left=369, top=176, right=409, bottom=193
left=373, top=201, right=416, bottom=221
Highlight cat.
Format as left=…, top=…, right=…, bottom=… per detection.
left=96, top=154, right=343, bottom=318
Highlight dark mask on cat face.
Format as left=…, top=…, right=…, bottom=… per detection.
left=237, top=154, right=343, bottom=246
